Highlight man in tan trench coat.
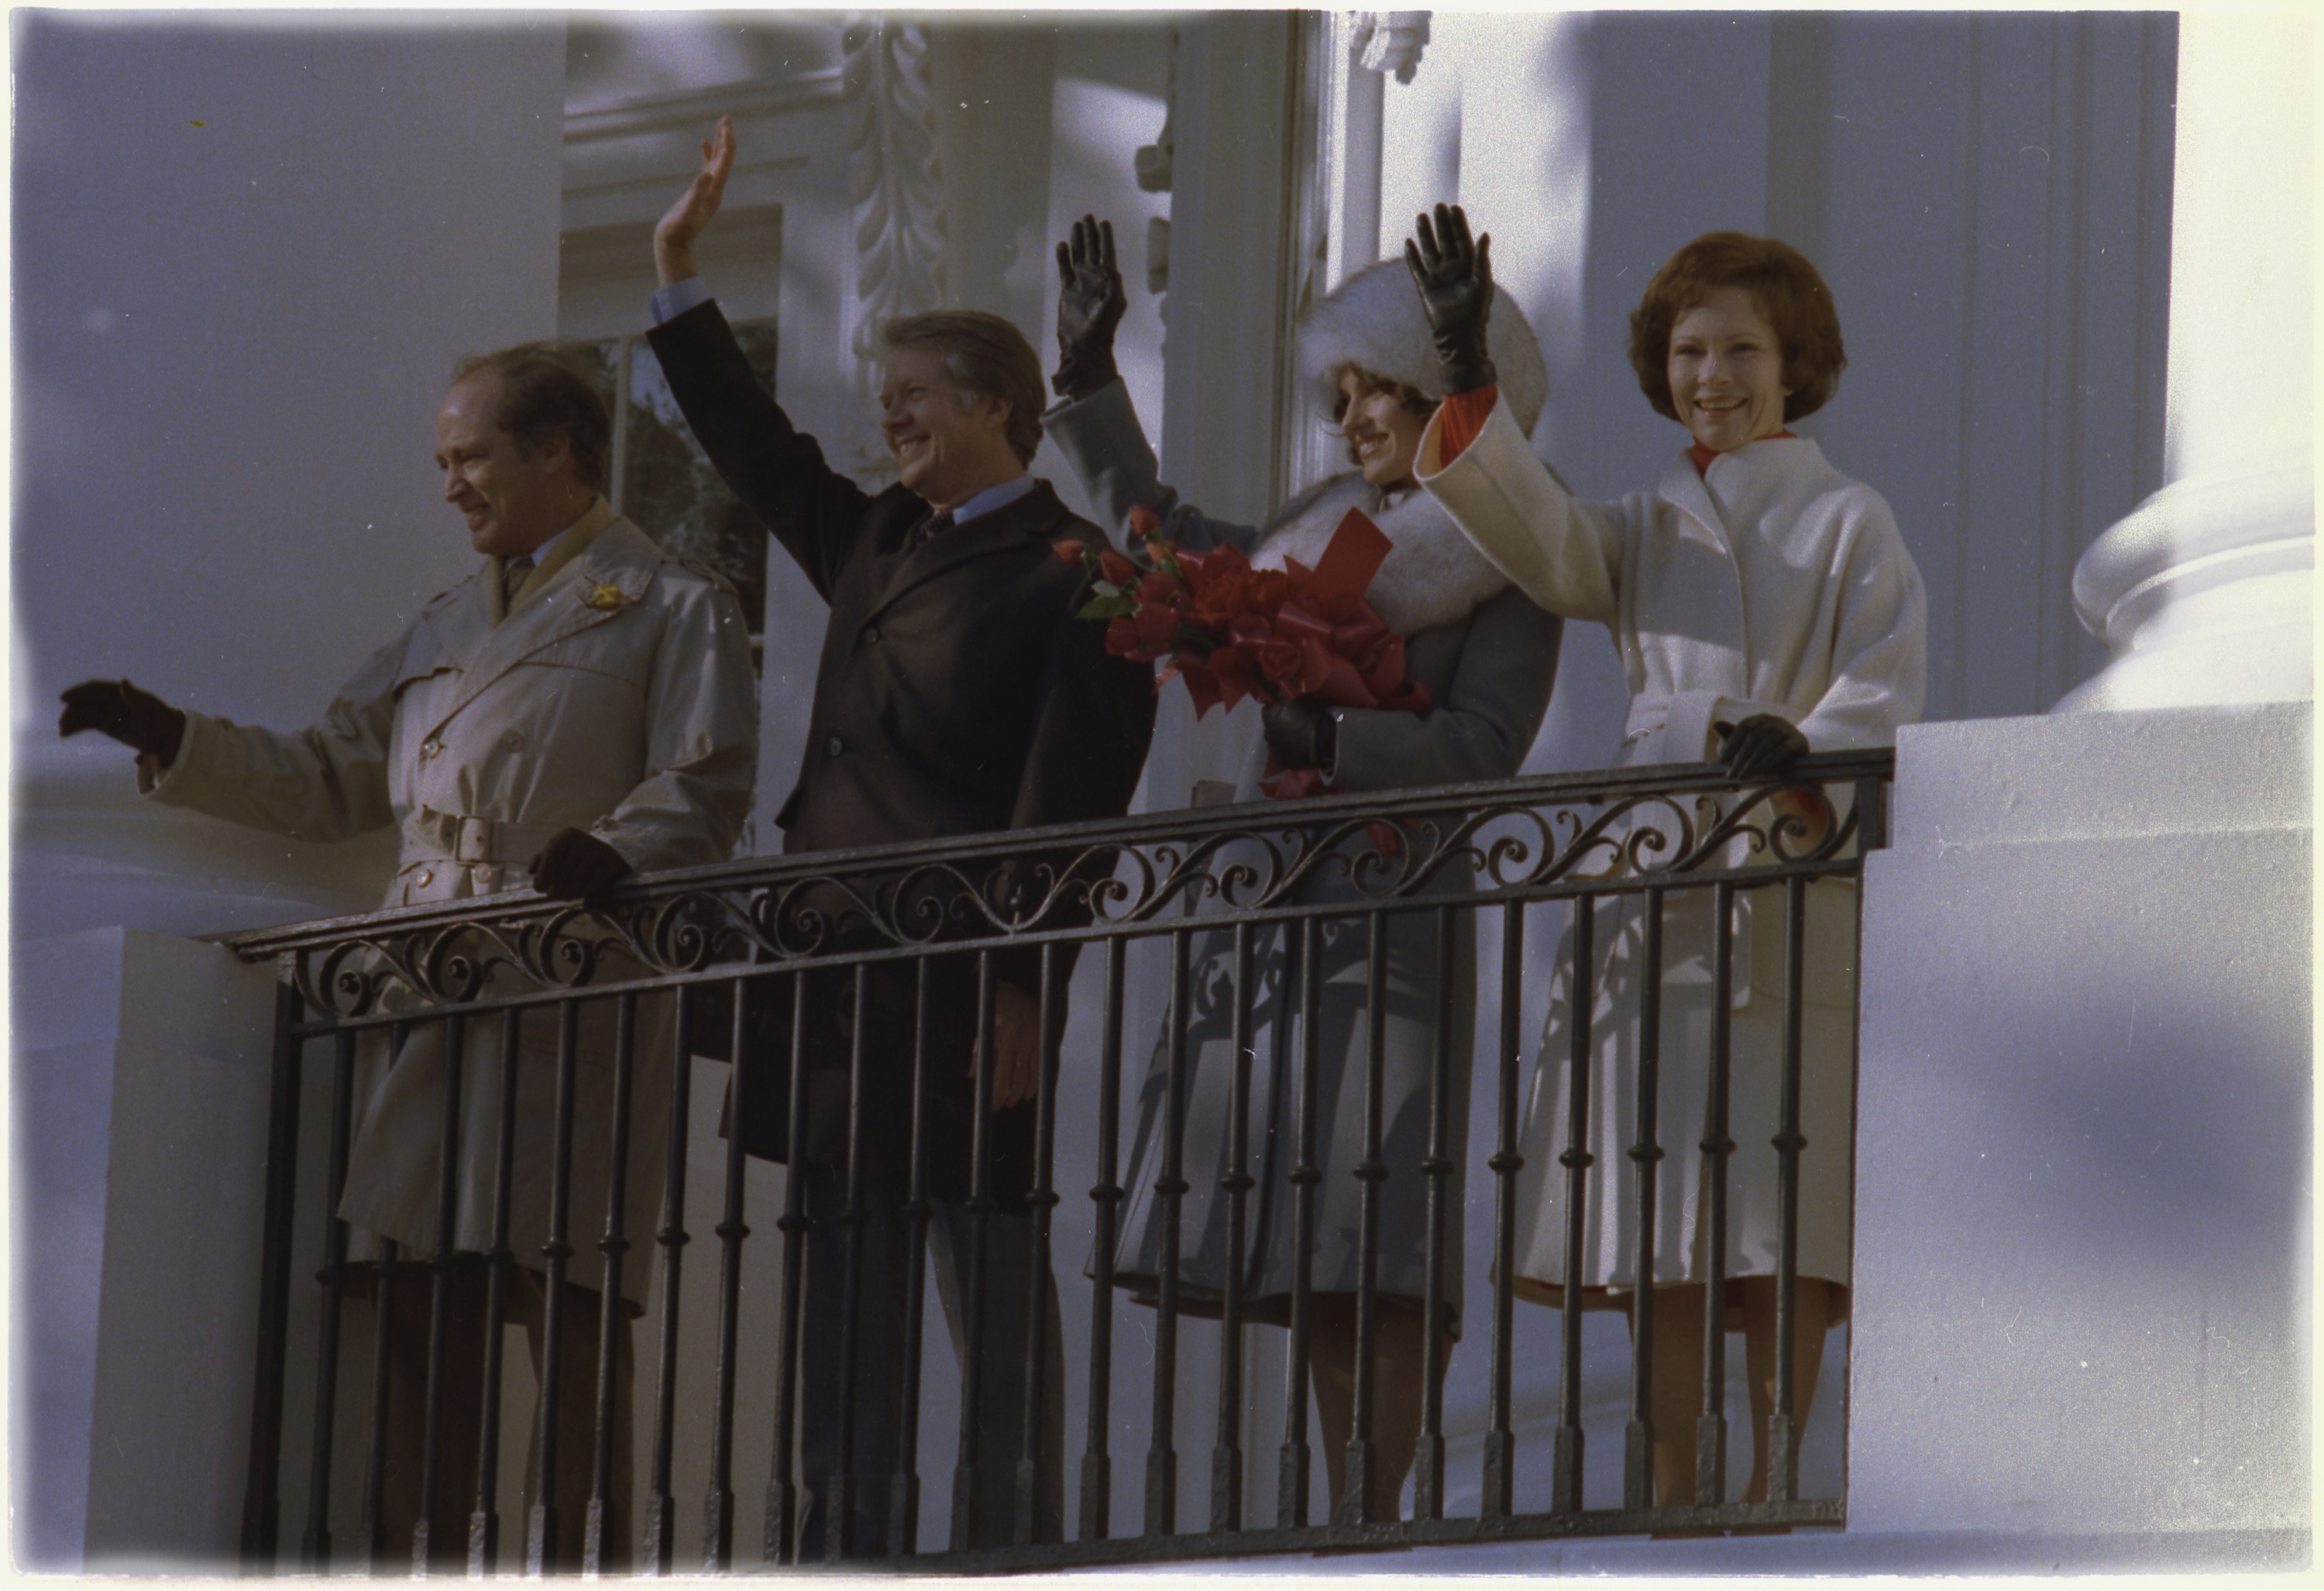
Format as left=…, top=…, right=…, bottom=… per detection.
left=59, top=347, right=759, bottom=1570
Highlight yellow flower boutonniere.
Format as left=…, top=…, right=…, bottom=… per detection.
left=583, top=583, right=627, bottom=611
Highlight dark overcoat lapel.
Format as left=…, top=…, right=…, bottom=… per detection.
left=779, top=479, right=1109, bottom=856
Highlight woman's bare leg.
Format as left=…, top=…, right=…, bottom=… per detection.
left=1635, top=1284, right=1707, bottom=1507
left=1737, top=1277, right=1834, bottom=1503
left=1307, top=1296, right=1431, bottom=1522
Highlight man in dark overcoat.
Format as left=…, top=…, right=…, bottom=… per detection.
left=645, top=117, right=1156, bottom=1559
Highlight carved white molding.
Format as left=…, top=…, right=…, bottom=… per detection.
left=841, top=14, right=948, bottom=481
left=1144, top=215, right=1171, bottom=297
left=1353, top=11, right=1431, bottom=84
left=1320, top=10, right=1387, bottom=294
left=565, top=70, right=847, bottom=147
left=1134, top=28, right=1177, bottom=194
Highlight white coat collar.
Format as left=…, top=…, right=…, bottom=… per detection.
left=1656, top=448, right=1728, bottom=541
left=1659, top=435, right=1835, bottom=533
left=1249, top=470, right=1511, bottom=634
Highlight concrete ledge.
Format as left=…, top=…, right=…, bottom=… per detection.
left=1146, top=1523, right=2309, bottom=1576
left=1885, top=699, right=2311, bottom=854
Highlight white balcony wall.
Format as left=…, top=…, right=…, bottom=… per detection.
left=1852, top=703, right=2311, bottom=1548
left=13, top=930, right=281, bottom=1572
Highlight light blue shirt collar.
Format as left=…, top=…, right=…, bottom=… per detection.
left=523, top=521, right=567, bottom=569
left=944, top=473, right=1039, bottom=525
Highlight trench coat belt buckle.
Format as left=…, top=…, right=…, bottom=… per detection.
left=405, top=806, right=562, bottom=867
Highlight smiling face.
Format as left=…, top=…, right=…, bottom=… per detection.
left=435, top=374, right=585, bottom=557
left=1666, top=285, right=1793, bottom=453
left=878, top=344, right=1019, bottom=510
left=1336, top=369, right=1430, bottom=490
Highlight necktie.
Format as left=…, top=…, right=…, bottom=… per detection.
left=906, top=509, right=954, bottom=554
left=502, top=555, right=535, bottom=610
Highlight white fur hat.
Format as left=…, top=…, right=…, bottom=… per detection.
left=1295, top=258, right=1549, bottom=439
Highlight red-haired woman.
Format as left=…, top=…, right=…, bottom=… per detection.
left=1406, top=208, right=1927, bottom=1509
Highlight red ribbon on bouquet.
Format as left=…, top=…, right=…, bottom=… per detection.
left=1056, top=503, right=1432, bottom=844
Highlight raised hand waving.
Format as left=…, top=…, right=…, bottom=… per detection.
left=1403, top=202, right=1499, bottom=396
left=1052, top=214, right=1128, bottom=401
left=655, top=115, right=737, bottom=288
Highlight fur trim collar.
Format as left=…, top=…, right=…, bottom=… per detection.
left=1250, top=472, right=1511, bottom=636
left=1296, top=259, right=1549, bottom=440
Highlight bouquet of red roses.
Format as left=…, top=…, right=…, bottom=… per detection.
left=1054, top=503, right=1430, bottom=799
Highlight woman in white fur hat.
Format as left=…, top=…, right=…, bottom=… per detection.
left=1043, top=218, right=1565, bottom=1524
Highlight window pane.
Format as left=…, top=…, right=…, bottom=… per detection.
left=557, top=323, right=777, bottom=675
left=621, top=322, right=776, bottom=670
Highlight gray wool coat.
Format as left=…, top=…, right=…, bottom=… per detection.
left=1046, top=381, right=1564, bottom=1331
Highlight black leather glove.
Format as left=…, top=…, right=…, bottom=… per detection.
left=58, top=678, right=187, bottom=765
left=530, top=828, right=633, bottom=901
left=1715, top=713, right=1810, bottom=781
left=1052, top=214, right=1127, bottom=401
left=1262, top=696, right=1338, bottom=772
left=1402, top=201, right=1498, bottom=396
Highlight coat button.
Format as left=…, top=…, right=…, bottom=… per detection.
left=417, top=868, right=434, bottom=888
left=826, top=735, right=845, bottom=757
left=861, top=625, right=879, bottom=645
left=472, top=864, right=496, bottom=884
left=419, top=739, right=441, bottom=760
left=500, top=730, right=523, bottom=751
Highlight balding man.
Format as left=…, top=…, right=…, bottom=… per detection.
left=60, top=346, right=759, bottom=1570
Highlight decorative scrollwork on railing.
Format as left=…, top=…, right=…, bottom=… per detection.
left=253, top=763, right=1888, bottom=1021
left=297, top=919, right=533, bottom=1019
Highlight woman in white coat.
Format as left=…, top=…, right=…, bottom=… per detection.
left=1044, top=219, right=1565, bottom=1522
left=1405, top=211, right=1927, bottom=1508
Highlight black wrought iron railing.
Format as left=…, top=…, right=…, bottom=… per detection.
left=229, top=751, right=1890, bottom=1575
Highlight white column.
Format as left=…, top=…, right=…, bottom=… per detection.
left=2057, top=10, right=2315, bottom=712
left=1142, top=12, right=1300, bottom=812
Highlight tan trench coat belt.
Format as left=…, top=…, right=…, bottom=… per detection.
left=401, top=806, right=565, bottom=869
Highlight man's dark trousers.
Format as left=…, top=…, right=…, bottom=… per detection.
left=793, top=1156, right=1066, bottom=1558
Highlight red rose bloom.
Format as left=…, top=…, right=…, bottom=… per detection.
left=1132, top=601, right=1178, bottom=648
